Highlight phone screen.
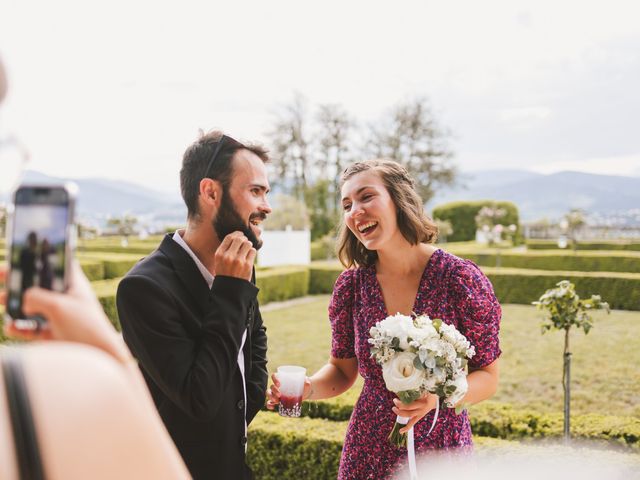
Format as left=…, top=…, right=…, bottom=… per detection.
left=7, top=186, right=72, bottom=324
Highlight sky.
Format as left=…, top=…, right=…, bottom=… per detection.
left=1, top=0, right=639, bottom=194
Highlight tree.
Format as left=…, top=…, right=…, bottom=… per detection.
left=267, top=92, right=311, bottom=203
left=533, top=280, right=609, bottom=441
left=433, top=218, right=453, bottom=243
left=475, top=204, right=507, bottom=246
left=367, top=98, right=457, bottom=203
left=315, top=103, right=356, bottom=215
left=561, top=209, right=586, bottom=252
left=261, top=194, right=310, bottom=231
left=106, top=215, right=138, bottom=245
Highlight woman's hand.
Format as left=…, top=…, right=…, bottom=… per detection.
left=265, top=372, right=313, bottom=409
left=1, top=261, right=131, bottom=364
left=392, top=392, right=438, bottom=434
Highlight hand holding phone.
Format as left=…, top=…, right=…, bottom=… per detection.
left=4, top=184, right=76, bottom=331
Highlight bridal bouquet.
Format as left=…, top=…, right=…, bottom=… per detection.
left=368, top=313, right=476, bottom=447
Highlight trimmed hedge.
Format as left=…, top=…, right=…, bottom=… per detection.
left=248, top=411, right=639, bottom=478
left=527, top=239, right=640, bottom=251
left=77, top=253, right=146, bottom=279
left=432, top=200, right=519, bottom=242
left=248, top=413, right=346, bottom=479
left=77, top=245, right=157, bottom=255
left=259, top=400, right=640, bottom=451
left=469, top=402, right=640, bottom=450
left=92, top=278, right=123, bottom=330
left=256, top=267, right=310, bottom=305
left=309, top=263, right=344, bottom=294
left=483, top=266, right=640, bottom=311
left=455, top=250, right=640, bottom=274
left=309, top=263, right=640, bottom=310
left=92, top=267, right=311, bottom=329
left=79, top=260, right=106, bottom=281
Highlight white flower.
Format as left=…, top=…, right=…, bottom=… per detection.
left=444, top=373, right=468, bottom=407
left=379, top=314, right=414, bottom=350
left=382, top=352, right=424, bottom=393
left=407, top=321, right=438, bottom=343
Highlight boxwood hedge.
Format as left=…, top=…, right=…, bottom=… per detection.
left=455, top=250, right=640, bottom=274
left=309, top=264, right=640, bottom=310
left=527, top=240, right=640, bottom=251
left=432, top=200, right=519, bottom=242
left=93, top=267, right=312, bottom=329
left=247, top=407, right=638, bottom=479
left=259, top=401, right=640, bottom=450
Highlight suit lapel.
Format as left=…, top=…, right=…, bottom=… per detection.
left=158, top=234, right=211, bottom=315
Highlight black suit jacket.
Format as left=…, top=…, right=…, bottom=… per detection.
left=116, top=234, right=268, bottom=480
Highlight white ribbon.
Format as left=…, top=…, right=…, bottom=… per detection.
left=396, top=416, right=418, bottom=480
left=397, top=395, right=440, bottom=480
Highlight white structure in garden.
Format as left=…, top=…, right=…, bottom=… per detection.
left=258, top=226, right=310, bottom=267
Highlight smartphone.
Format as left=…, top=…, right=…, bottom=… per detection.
left=5, top=183, right=77, bottom=331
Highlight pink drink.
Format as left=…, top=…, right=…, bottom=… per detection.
left=277, top=365, right=306, bottom=418
left=279, top=394, right=303, bottom=417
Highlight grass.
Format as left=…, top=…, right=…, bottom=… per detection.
left=262, top=298, right=640, bottom=418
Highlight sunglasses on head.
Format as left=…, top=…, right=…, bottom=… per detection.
left=203, top=134, right=242, bottom=179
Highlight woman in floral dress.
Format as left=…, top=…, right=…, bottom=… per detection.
left=267, top=159, right=501, bottom=479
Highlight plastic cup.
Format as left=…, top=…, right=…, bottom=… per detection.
left=276, top=365, right=306, bottom=418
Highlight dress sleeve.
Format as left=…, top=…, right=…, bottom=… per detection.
left=328, top=269, right=356, bottom=359
left=449, top=259, right=502, bottom=369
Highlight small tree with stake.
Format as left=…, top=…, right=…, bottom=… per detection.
left=532, top=280, right=609, bottom=441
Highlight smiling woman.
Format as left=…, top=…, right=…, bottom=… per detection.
left=267, top=158, right=502, bottom=480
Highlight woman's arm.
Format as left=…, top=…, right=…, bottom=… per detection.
left=266, top=356, right=358, bottom=409
left=461, top=358, right=500, bottom=406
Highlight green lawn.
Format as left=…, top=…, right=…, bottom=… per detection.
left=263, top=298, right=640, bottom=417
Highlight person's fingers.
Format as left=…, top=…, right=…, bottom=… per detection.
left=392, top=398, right=422, bottom=412
left=236, top=239, right=253, bottom=259
left=67, top=260, right=95, bottom=298
left=268, top=384, right=281, bottom=399
left=271, top=373, right=281, bottom=387
left=3, top=321, right=53, bottom=341
left=218, top=231, right=246, bottom=255
left=22, top=287, right=65, bottom=321
left=246, top=247, right=257, bottom=265
left=0, top=289, right=6, bottom=307
left=399, top=416, right=421, bottom=434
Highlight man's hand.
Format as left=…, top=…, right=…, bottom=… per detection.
left=214, top=231, right=256, bottom=281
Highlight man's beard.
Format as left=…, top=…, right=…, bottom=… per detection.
left=213, top=188, right=265, bottom=250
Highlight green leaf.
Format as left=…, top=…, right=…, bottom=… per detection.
left=397, top=390, right=421, bottom=404
left=413, top=355, right=425, bottom=370
left=454, top=402, right=469, bottom=415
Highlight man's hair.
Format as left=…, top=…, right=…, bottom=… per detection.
left=179, top=130, right=269, bottom=219
left=336, top=159, right=438, bottom=268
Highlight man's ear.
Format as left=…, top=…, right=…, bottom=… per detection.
left=199, top=178, right=222, bottom=211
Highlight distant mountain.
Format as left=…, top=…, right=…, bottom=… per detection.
left=427, top=169, right=640, bottom=221
left=15, top=171, right=186, bottom=227
left=8, top=169, right=640, bottom=226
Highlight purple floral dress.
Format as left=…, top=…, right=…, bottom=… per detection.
left=329, top=249, right=502, bottom=479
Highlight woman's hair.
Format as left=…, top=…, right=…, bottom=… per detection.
left=336, top=159, right=438, bottom=268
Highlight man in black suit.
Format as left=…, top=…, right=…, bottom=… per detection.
left=116, top=131, right=271, bottom=479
